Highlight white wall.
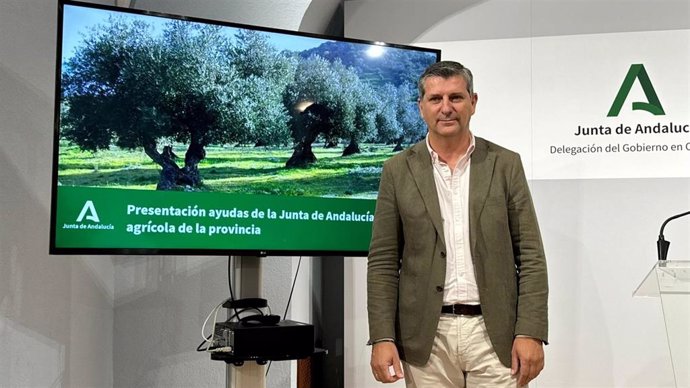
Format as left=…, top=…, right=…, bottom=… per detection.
left=0, top=0, right=115, bottom=386
left=6, top=0, right=687, bottom=387
left=0, top=0, right=338, bottom=387
left=344, top=1, right=690, bottom=387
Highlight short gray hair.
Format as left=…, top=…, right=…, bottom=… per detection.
left=418, top=61, right=474, bottom=99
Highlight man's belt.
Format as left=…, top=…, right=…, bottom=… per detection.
left=441, top=304, right=482, bottom=316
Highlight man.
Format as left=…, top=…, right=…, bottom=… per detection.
left=367, top=61, right=548, bottom=387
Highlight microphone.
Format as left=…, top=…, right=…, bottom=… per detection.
left=657, top=210, right=690, bottom=261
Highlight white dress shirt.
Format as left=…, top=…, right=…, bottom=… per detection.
left=426, top=134, right=479, bottom=305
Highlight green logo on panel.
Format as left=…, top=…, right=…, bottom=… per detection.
left=607, top=64, right=665, bottom=117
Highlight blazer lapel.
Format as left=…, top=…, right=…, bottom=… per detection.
left=469, top=137, right=496, bottom=253
left=406, top=142, right=445, bottom=246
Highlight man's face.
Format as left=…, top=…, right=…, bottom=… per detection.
left=418, top=75, right=477, bottom=139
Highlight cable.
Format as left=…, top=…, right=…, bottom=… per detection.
left=282, top=256, right=302, bottom=320
left=196, top=306, right=267, bottom=352
left=201, top=299, right=227, bottom=342
left=198, top=298, right=229, bottom=352
left=199, top=256, right=275, bottom=354
left=231, top=307, right=265, bottom=320
left=227, top=256, right=240, bottom=324
left=266, top=256, right=303, bottom=376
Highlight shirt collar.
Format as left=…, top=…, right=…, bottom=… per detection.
left=425, top=132, right=476, bottom=166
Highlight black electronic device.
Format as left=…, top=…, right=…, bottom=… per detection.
left=222, top=297, right=281, bottom=324
left=239, top=314, right=281, bottom=326
left=210, top=320, right=314, bottom=365
left=222, top=297, right=268, bottom=309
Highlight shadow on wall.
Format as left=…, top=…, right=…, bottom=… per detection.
left=530, top=180, right=616, bottom=385
left=0, top=64, right=114, bottom=387
left=343, top=0, right=487, bottom=44
left=112, top=255, right=229, bottom=387
left=530, top=178, right=682, bottom=387
left=299, top=0, right=344, bottom=37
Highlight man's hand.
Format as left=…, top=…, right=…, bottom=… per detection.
left=370, top=341, right=404, bottom=383
left=511, top=337, right=544, bottom=386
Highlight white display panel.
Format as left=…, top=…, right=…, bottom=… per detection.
left=429, top=29, right=690, bottom=180
left=532, top=29, right=690, bottom=180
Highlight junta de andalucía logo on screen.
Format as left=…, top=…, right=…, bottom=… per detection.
left=76, top=200, right=100, bottom=223
left=62, top=200, right=115, bottom=231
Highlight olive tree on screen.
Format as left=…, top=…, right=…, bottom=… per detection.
left=61, top=19, right=294, bottom=190
left=284, top=56, right=378, bottom=167
left=227, top=29, right=296, bottom=147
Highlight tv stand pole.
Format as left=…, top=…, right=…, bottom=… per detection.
left=226, top=256, right=266, bottom=388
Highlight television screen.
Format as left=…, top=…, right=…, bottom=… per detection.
left=50, top=0, right=440, bottom=256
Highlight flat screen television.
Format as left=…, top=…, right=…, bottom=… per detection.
left=50, top=0, right=440, bottom=256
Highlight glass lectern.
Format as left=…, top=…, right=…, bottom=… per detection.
left=634, top=261, right=690, bottom=388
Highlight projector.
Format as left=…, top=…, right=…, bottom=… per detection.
left=210, top=319, right=314, bottom=364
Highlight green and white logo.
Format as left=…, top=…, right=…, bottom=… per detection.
left=607, top=64, right=665, bottom=117
left=76, top=200, right=100, bottom=223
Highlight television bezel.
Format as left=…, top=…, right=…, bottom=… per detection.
left=50, top=0, right=441, bottom=257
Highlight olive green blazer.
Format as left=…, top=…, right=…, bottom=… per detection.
left=367, top=137, right=548, bottom=367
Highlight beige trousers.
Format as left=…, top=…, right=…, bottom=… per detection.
left=402, top=315, right=524, bottom=388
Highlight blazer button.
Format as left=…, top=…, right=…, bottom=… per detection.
left=440, top=251, right=446, bottom=258
left=436, top=286, right=443, bottom=292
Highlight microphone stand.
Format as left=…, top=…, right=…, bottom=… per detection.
left=657, top=210, right=690, bottom=261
